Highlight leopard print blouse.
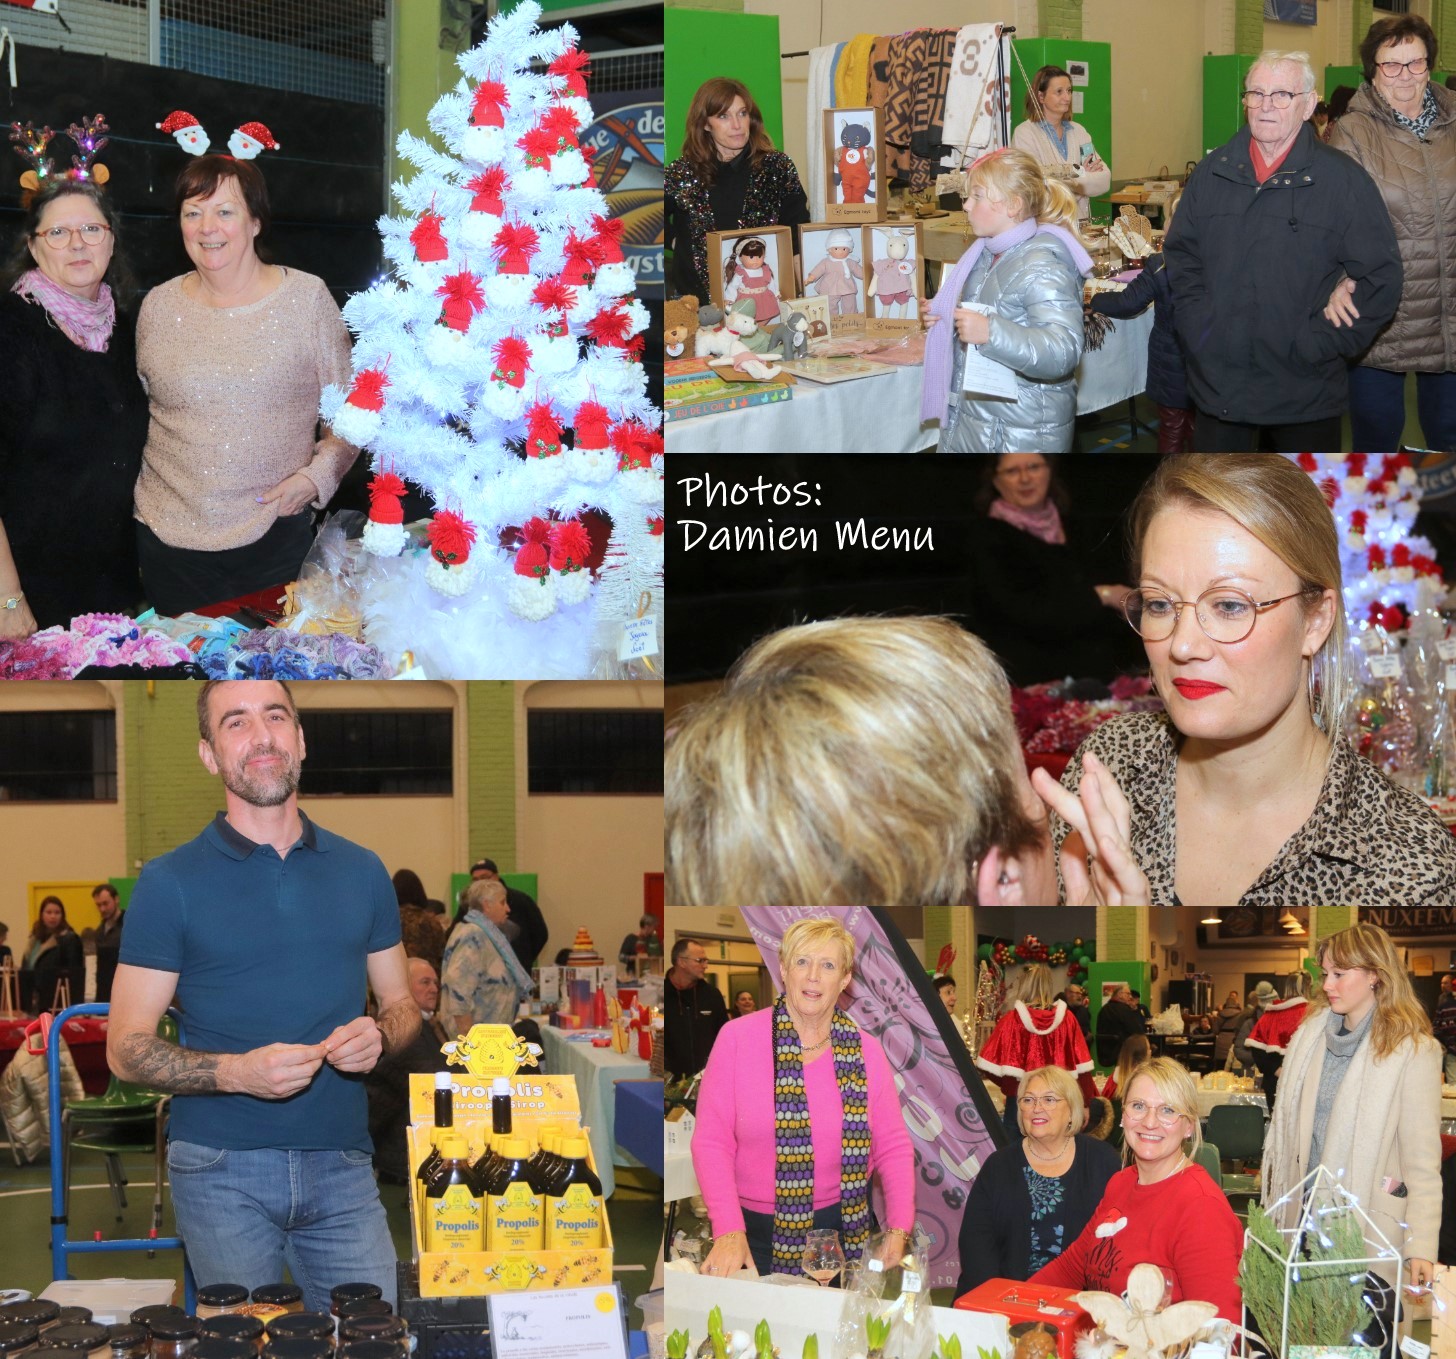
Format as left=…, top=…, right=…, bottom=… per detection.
left=1053, top=711, right=1456, bottom=906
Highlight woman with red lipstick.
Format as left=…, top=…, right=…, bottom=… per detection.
left=1054, top=454, right=1456, bottom=906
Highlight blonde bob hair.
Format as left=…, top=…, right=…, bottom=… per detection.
left=1011, top=962, right=1058, bottom=1011
left=664, top=616, right=1041, bottom=907
left=1127, top=454, right=1350, bottom=736
left=778, top=916, right=856, bottom=979
left=968, top=149, right=1082, bottom=238
left=1017, top=1064, right=1084, bottom=1138
left=1312, top=922, right=1434, bottom=1060
left=1120, top=1056, right=1202, bottom=1164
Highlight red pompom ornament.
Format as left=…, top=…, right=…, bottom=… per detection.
left=513, top=541, right=549, bottom=579
left=517, top=125, right=557, bottom=170
left=586, top=306, right=633, bottom=348
left=425, top=511, right=479, bottom=596
left=524, top=403, right=563, bottom=458
left=470, top=80, right=509, bottom=130
left=490, top=336, right=532, bottom=390
left=332, top=367, right=391, bottom=448
left=560, top=234, right=604, bottom=288
left=493, top=221, right=540, bottom=275
left=467, top=166, right=509, bottom=216
left=436, top=271, right=485, bottom=332
left=573, top=401, right=611, bottom=450
left=549, top=518, right=591, bottom=572
left=361, top=470, right=408, bottom=557
left=548, top=47, right=591, bottom=99
left=411, top=209, right=449, bottom=263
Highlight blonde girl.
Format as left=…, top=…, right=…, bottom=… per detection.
left=919, top=149, right=1091, bottom=452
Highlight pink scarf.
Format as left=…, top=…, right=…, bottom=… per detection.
left=988, top=496, right=1065, bottom=544
left=13, top=267, right=116, bottom=352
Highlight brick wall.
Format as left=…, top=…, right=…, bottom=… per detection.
left=465, top=682, right=517, bottom=869
left=1430, top=0, right=1455, bottom=72
left=1352, top=0, right=1375, bottom=62
left=1038, top=0, right=1082, bottom=42
left=1103, top=906, right=1142, bottom=960
left=1234, top=0, right=1264, bottom=58
left=124, top=682, right=225, bottom=867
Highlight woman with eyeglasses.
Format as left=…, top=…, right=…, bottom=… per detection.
left=1029, top=1057, right=1243, bottom=1322
left=1054, top=453, right=1456, bottom=906
left=0, top=180, right=148, bottom=634
left=1324, top=15, right=1456, bottom=451
left=955, top=1064, right=1119, bottom=1294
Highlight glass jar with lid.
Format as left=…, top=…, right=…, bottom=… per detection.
left=261, top=1340, right=332, bottom=1359
left=326, top=1308, right=386, bottom=1332
left=128, top=1311, right=188, bottom=1339
left=197, top=1319, right=262, bottom=1354
left=194, top=1290, right=247, bottom=1323
left=338, top=1343, right=401, bottom=1359
left=106, top=1326, right=149, bottom=1359
left=0, top=1322, right=40, bottom=1359
left=324, top=1291, right=377, bottom=1335
left=43, top=1324, right=110, bottom=1359
left=51, top=1316, right=92, bottom=1332
left=261, top=1318, right=330, bottom=1349
left=147, top=1315, right=200, bottom=1359
left=1, top=1306, right=59, bottom=1333
left=242, top=1294, right=300, bottom=1331
left=192, top=1340, right=254, bottom=1359
left=336, top=1319, right=403, bottom=1356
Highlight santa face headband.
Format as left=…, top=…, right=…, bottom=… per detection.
left=156, top=110, right=280, bottom=160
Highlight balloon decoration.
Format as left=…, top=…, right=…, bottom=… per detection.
left=980, top=936, right=1095, bottom=978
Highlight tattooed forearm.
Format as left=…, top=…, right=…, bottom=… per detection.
left=114, top=1031, right=231, bottom=1094
left=377, top=997, right=421, bottom=1057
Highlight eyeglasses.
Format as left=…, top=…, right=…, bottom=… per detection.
left=1122, top=586, right=1315, bottom=644
left=1017, top=1094, right=1065, bottom=1110
left=1123, top=1100, right=1184, bottom=1125
left=34, top=223, right=112, bottom=249
left=1375, top=57, right=1429, bottom=76
left=1241, top=88, right=1310, bottom=108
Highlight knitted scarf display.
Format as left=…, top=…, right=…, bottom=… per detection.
left=771, top=994, right=870, bottom=1274
left=13, top=267, right=116, bottom=352
left=988, top=496, right=1065, bottom=544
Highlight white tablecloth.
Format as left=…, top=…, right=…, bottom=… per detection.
left=665, top=311, right=1153, bottom=454
left=665, top=1143, right=700, bottom=1203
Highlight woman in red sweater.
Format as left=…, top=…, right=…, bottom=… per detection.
left=1030, top=1056, right=1243, bottom=1323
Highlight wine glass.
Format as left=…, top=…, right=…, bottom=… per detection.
left=802, top=1228, right=845, bottom=1287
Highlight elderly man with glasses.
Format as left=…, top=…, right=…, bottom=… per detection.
left=665, top=937, right=729, bottom=1078
left=1165, top=48, right=1402, bottom=451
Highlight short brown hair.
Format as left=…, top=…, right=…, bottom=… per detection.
left=680, top=77, right=776, bottom=184
left=197, top=680, right=298, bottom=742
left=91, top=883, right=117, bottom=901
left=1023, top=66, right=1072, bottom=124
left=174, top=154, right=272, bottom=238
left=1359, top=14, right=1437, bottom=84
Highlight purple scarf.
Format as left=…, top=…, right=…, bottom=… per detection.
left=989, top=496, right=1065, bottom=544
left=919, top=218, right=1093, bottom=425
left=13, top=267, right=116, bottom=352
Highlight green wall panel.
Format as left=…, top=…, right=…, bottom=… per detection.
left=665, top=7, right=783, bottom=163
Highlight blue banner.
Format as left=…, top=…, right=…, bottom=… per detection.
left=583, top=89, right=664, bottom=294
left=1264, top=0, right=1317, bottom=25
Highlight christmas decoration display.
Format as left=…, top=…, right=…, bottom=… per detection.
left=1013, top=934, right=1048, bottom=963
left=1012, top=676, right=1162, bottom=756
left=975, top=937, right=1096, bottom=986
left=1075, top=1263, right=1221, bottom=1359
left=320, top=1, right=662, bottom=678
left=566, top=928, right=605, bottom=966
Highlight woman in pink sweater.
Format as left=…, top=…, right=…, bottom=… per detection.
left=693, top=915, right=915, bottom=1278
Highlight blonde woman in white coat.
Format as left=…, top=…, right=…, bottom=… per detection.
left=1261, top=922, right=1440, bottom=1292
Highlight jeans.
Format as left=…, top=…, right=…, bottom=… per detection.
left=1193, top=411, right=1344, bottom=452
left=168, top=1141, right=398, bottom=1310
left=741, top=1201, right=846, bottom=1278
left=1348, top=366, right=1456, bottom=452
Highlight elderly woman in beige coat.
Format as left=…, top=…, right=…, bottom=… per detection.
left=1261, top=923, right=1441, bottom=1291
left=1324, top=13, right=1456, bottom=451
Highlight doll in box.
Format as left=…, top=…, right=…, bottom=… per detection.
left=836, top=121, right=875, bottom=204
left=723, top=236, right=781, bottom=326
left=805, top=229, right=864, bottom=318
left=869, top=232, right=917, bottom=319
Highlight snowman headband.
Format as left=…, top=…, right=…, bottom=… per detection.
left=9, top=114, right=111, bottom=192
left=156, top=110, right=281, bottom=161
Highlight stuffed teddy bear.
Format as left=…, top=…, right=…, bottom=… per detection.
left=664, top=294, right=699, bottom=361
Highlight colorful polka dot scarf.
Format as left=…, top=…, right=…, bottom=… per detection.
left=771, top=994, right=871, bottom=1274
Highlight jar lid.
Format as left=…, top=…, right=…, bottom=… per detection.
left=262, top=1340, right=333, bottom=1359
left=198, top=1318, right=264, bottom=1343
left=193, top=1340, right=256, bottom=1359
left=339, top=1317, right=406, bottom=1343
left=338, top=1343, right=402, bottom=1359
left=27, top=1348, right=81, bottom=1359
left=104, top=1326, right=148, bottom=1349
left=53, top=1313, right=93, bottom=1329
left=335, top=1302, right=390, bottom=1323
left=328, top=1286, right=381, bottom=1308
left=248, top=1287, right=301, bottom=1308
left=264, top=1315, right=331, bottom=1341
left=128, top=1308, right=189, bottom=1333
left=1, top=1305, right=59, bottom=1328
left=0, top=1322, right=41, bottom=1352
left=44, top=1324, right=111, bottom=1351
left=195, top=1287, right=248, bottom=1309
left=147, top=1318, right=201, bottom=1342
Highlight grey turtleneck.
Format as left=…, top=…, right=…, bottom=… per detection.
left=1308, top=1002, right=1375, bottom=1171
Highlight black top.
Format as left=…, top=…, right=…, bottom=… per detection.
left=663, top=975, right=728, bottom=1077
left=1095, top=998, right=1147, bottom=1067
left=94, top=911, right=124, bottom=1004
left=0, top=291, right=148, bottom=627
left=26, top=928, right=84, bottom=1014
left=504, top=886, right=548, bottom=970
left=955, top=1134, right=1122, bottom=1295
left=1088, top=253, right=1188, bottom=410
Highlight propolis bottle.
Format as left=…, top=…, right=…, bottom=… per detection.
left=470, top=1132, right=503, bottom=1188
left=425, top=1134, right=484, bottom=1252
left=528, top=1124, right=562, bottom=1180
left=484, top=1136, right=545, bottom=1250
left=415, top=1072, right=453, bottom=1225
left=544, top=1136, right=604, bottom=1249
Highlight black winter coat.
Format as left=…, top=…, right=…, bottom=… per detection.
left=1090, top=254, right=1188, bottom=410
left=1164, top=122, right=1402, bottom=425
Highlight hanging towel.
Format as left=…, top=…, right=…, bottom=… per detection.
left=942, top=24, right=1009, bottom=169
left=836, top=33, right=877, bottom=106
left=806, top=43, right=840, bottom=217
left=868, top=35, right=893, bottom=113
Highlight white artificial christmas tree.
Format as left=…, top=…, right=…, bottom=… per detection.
left=321, top=1, right=662, bottom=678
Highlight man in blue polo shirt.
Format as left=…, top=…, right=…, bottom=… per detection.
left=108, top=680, right=418, bottom=1308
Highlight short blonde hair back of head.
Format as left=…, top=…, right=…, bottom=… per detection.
left=1017, top=1064, right=1084, bottom=1138
left=664, top=616, right=1040, bottom=906
left=968, top=149, right=1083, bottom=238
left=1013, top=962, right=1058, bottom=1011
left=1127, top=454, right=1350, bottom=736
left=778, top=916, right=856, bottom=981
left=1121, top=1056, right=1202, bottom=1165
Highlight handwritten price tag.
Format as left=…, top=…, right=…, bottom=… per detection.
left=1368, top=655, right=1403, bottom=679
left=1438, top=639, right=1456, bottom=661
left=618, top=616, right=659, bottom=662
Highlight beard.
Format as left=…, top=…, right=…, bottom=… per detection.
left=219, top=744, right=301, bottom=807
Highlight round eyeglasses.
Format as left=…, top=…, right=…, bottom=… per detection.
left=1375, top=57, right=1429, bottom=77
left=1122, top=586, right=1316, bottom=645
left=1017, top=1094, right=1065, bottom=1110
left=34, top=223, right=112, bottom=249
left=1240, top=88, right=1308, bottom=109
left=1122, top=1099, right=1184, bottom=1126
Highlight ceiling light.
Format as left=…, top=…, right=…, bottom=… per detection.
left=1201, top=912, right=1222, bottom=925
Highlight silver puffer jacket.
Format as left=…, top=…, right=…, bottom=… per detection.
left=0, top=1036, right=85, bottom=1163
left=939, top=237, right=1085, bottom=452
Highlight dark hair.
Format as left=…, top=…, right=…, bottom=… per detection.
left=680, top=77, right=777, bottom=184
left=671, top=937, right=703, bottom=966
left=1023, top=66, right=1073, bottom=124
left=174, top=154, right=272, bottom=257
left=471, top=858, right=499, bottom=875
left=935, top=975, right=957, bottom=993
left=0, top=179, right=138, bottom=306
left=1313, top=101, right=1330, bottom=120
left=425, top=898, right=447, bottom=916
left=32, top=895, right=68, bottom=943
left=392, top=869, right=428, bottom=910
left=974, top=454, right=1070, bottom=516
left=197, top=679, right=298, bottom=741
left=1360, top=14, right=1437, bottom=84
left=91, top=883, right=117, bottom=901
left=1327, top=84, right=1358, bottom=121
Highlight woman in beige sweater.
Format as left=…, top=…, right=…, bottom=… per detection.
left=134, top=155, right=358, bottom=615
left=1261, top=922, right=1441, bottom=1292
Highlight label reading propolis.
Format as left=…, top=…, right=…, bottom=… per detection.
left=487, top=1180, right=545, bottom=1250
left=429, top=1183, right=484, bottom=1252
left=546, top=1184, right=604, bottom=1249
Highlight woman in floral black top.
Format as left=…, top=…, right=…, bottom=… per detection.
left=665, top=77, right=809, bottom=300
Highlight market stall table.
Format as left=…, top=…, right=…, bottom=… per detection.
left=539, top=1024, right=650, bottom=1196
left=614, top=1078, right=664, bottom=1176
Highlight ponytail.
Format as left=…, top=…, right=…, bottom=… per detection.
left=1039, top=177, right=1083, bottom=236
left=967, top=148, right=1084, bottom=245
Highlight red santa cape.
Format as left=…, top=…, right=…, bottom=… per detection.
left=1246, top=996, right=1308, bottom=1055
left=974, top=1000, right=1095, bottom=1078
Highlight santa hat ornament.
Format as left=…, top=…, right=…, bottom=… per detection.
left=460, top=166, right=508, bottom=250
left=481, top=335, right=532, bottom=418
left=565, top=400, right=614, bottom=484
left=523, top=400, right=568, bottom=490
left=425, top=510, right=479, bottom=596
left=508, top=518, right=558, bottom=621
left=512, top=125, right=555, bottom=199
left=547, top=47, right=594, bottom=126
left=410, top=208, right=450, bottom=264
left=549, top=517, right=594, bottom=607
left=228, top=121, right=279, bottom=160
left=560, top=233, right=604, bottom=291
left=486, top=221, right=540, bottom=308
left=530, top=278, right=579, bottom=373
left=613, top=421, right=663, bottom=504
left=542, top=106, right=588, bottom=187
left=157, top=110, right=210, bottom=156
left=590, top=214, right=634, bottom=297
left=428, top=270, right=486, bottom=365
left=362, top=470, right=409, bottom=557
left=463, top=79, right=510, bottom=161
left=332, top=366, right=390, bottom=447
